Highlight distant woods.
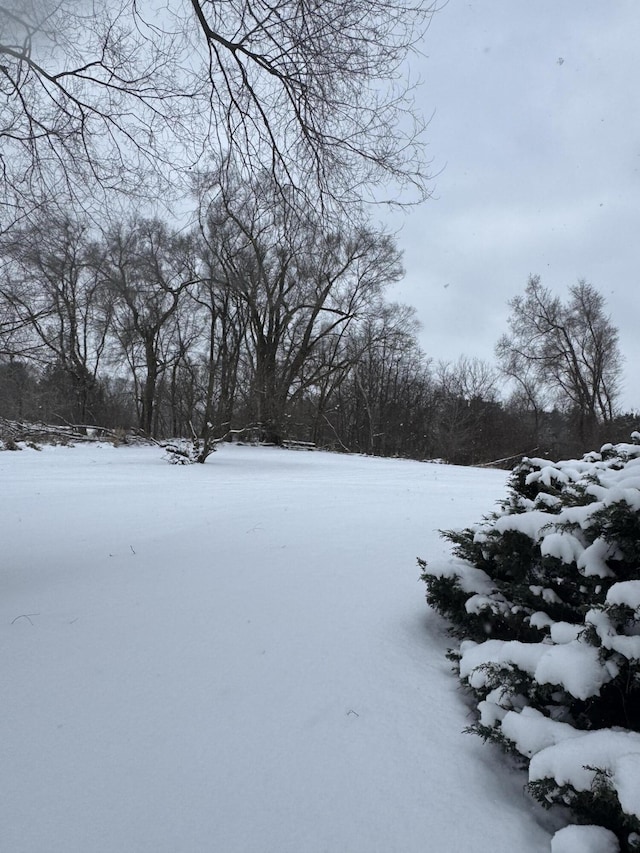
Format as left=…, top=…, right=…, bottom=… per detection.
left=0, top=175, right=632, bottom=464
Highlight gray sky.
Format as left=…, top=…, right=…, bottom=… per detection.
left=385, top=0, right=640, bottom=412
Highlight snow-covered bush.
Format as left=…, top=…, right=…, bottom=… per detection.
left=163, top=437, right=216, bottom=465
left=420, top=436, right=640, bottom=852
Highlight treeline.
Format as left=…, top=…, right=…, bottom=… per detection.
left=0, top=173, right=635, bottom=464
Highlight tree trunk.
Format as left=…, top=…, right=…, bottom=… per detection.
left=141, top=340, right=158, bottom=435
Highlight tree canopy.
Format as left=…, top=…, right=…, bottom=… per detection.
left=0, top=0, right=436, bottom=231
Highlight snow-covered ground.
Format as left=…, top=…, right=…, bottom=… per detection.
left=2, top=443, right=556, bottom=852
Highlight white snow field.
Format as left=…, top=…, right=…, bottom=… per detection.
left=2, top=443, right=556, bottom=853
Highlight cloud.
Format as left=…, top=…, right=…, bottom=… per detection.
left=384, top=0, right=640, bottom=411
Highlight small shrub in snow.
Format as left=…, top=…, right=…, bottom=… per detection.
left=0, top=435, right=20, bottom=451
left=420, top=437, right=640, bottom=851
left=163, top=437, right=216, bottom=465
left=164, top=438, right=203, bottom=464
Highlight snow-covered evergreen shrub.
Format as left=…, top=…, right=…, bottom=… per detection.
left=421, top=436, right=640, bottom=852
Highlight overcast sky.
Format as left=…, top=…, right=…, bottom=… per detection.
left=384, top=0, right=640, bottom=412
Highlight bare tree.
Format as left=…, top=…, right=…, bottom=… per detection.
left=185, top=0, right=435, bottom=208
left=0, top=1, right=196, bottom=229
left=198, top=169, right=403, bottom=443
left=498, top=345, right=550, bottom=451
left=1, top=0, right=435, bottom=231
left=162, top=298, right=207, bottom=437
left=188, top=232, right=251, bottom=442
left=436, top=355, right=499, bottom=403
left=432, top=356, right=499, bottom=464
left=496, top=276, right=622, bottom=448
left=0, top=212, right=111, bottom=421
left=100, top=219, right=198, bottom=435
left=338, top=302, right=430, bottom=455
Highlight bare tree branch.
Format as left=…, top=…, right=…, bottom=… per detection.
left=1, top=0, right=436, bottom=232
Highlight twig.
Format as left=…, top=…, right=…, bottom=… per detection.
left=11, top=613, right=39, bottom=625
left=477, top=447, right=540, bottom=468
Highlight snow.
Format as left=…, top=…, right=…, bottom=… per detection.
left=550, top=825, right=620, bottom=853
left=549, top=622, right=582, bottom=644
left=494, top=509, right=552, bottom=539
left=424, top=556, right=495, bottom=595
left=577, top=538, right=617, bottom=579
left=530, top=729, right=640, bottom=807
left=530, top=611, right=553, bottom=630
left=612, top=753, right=640, bottom=820
left=606, top=580, right=640, bottom=610
left=533, top=493, right=562, bottom=510
left=0, top=444, right=554, bottom=853
left=586, top=608, right=640, bottom=661
left=534, top=640, right=612, bottom=700
left=540, top=532, right=584, bottom=565
left=500, top=708, right=582, bottom=759
left=541, top=588, right=562, bottom=605
left=465, top=592, right=508, bottom=615
left=478, top=698, right=509, bottom=727
left=460, top=636, right=611, bottom=701
left=459, top=639, right=548, bottom=687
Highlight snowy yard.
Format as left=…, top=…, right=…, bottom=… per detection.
left=2, top=444, right=555, bottom=852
